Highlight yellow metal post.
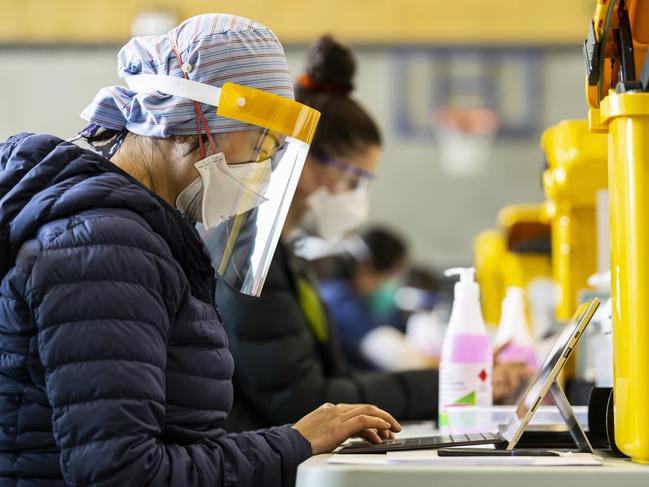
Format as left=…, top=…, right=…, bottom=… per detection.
left=599, top=92, right=649, bottom=464
left=583, top=0, right=649, bottom=464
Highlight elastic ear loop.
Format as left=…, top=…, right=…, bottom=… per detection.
left=167, top=37, right=219, bottom=159
left=167, top=36, right=241, bottom=277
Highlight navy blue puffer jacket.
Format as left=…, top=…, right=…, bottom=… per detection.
left=0, top=133, right=311, bottom=486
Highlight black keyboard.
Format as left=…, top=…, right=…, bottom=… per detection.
left=337, top=432, right=506, bottom=454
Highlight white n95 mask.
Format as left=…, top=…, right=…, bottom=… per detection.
left=299, top=186, right=370, bottom=242
left=176, top=152, right=271, bottom=229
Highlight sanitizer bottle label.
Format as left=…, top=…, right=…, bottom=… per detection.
left=438, top=362, right=493, bottom=428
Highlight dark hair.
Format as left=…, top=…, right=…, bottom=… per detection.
left=82, top=127, right=128, bottom=157
left=296, top=35, right=382, bottom=158
left=360, top=227, right=407, bottom=273
left=311, top=226, right=407, bottom=281
left=83, top=127, right=208, bottom=158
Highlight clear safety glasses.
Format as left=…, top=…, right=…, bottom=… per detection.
left=311, top=150, right=374, bottom=191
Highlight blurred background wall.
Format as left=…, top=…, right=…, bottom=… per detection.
left=0, top=0, right=594, bottom=270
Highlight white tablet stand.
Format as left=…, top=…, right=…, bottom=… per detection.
left=547, top=380, right=594, bottom=453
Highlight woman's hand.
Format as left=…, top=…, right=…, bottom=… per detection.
left=292, top=403, right=401, bottom=455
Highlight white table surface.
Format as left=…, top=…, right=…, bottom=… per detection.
left=296, top=415, right=649, bottom=487
left=296, top=452, right=649, bottom=487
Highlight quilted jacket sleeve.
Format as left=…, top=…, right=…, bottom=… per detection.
left=19, top=213, right=311, bottom=487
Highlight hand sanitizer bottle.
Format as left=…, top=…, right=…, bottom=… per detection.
left=438, top=267, right=493, bottom=428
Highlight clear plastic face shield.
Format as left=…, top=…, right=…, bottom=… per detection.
left=125, top=74, right=320, bottom=296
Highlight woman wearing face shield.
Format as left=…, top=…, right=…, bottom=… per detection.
left=0, top=16, right=401, bottom=487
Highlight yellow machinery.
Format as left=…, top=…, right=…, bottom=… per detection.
left=475, top=204, right=552, bottom=327
left=474, top=230, right=506, bottom=326
left=584, top=0, right=649, bottom=463
left=541, top=120, right=608, bottom=322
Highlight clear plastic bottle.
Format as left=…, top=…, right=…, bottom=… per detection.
left=494, top=286, right=538, bottom=371
left=438, top=267, right=493, bottom=428
left=587, top=271, right=613, bottom=388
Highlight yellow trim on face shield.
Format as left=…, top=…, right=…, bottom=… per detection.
left=125, top=75, right=320, bottom=144
left=217, top=83, right=320, bottom=144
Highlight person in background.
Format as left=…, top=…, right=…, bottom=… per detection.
left=216, top=34, right=505, bottom=434
left=318, top=226, right=439, bottom=371
left=214, top=35, right=442, bottom=430
left=0, top=15, right=401, bottom=487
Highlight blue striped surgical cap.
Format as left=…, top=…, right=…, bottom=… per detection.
left=81, top=14, right=294, bottom=138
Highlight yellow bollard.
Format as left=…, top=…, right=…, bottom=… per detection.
left=541, top=120, right=608, bottom=321
left=584, top=0, right=649, bottom=462
left=599, top=91, right=649, bottom=463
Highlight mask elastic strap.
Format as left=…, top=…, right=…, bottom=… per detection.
left=167, top=36, right=219, bottom=159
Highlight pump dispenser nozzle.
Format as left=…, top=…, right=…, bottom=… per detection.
left=444, top=267, right=479, bottom=302
left=444, top=267, right=476, bottom=280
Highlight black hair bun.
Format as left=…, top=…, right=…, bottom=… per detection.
left=304, top=35, right=356, bottom=95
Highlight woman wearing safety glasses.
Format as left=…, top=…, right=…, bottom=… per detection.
left=213, top=36, right=441, bottom=432
left=214, top=36, right=531, bottom=432
left=0, top=16, right=401, bottom=487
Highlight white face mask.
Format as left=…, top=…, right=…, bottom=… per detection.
left=299, top=186, right=370, bottom=242
left=176, top=152, right=271, bottom=229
